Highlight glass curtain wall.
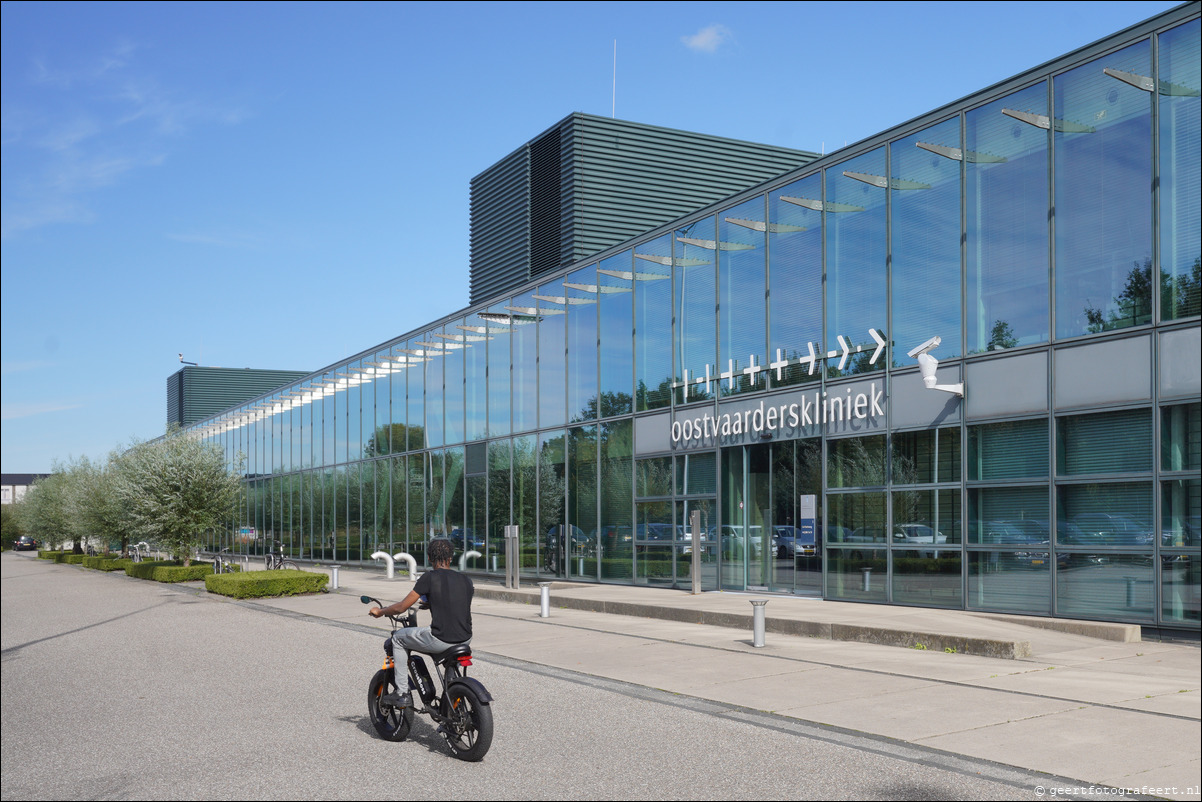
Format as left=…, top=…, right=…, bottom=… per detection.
left=768, top=174, right=823, bottom=388
left=1159, top=19, right=1201, bottom=320
left=718, top=197, right=768, bottom=396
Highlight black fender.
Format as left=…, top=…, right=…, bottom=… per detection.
left=447, top=675, right=493, bottom=704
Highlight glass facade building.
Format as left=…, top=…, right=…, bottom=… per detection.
left=187, top=6, right=1200, bottom=629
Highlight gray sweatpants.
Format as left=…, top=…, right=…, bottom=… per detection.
left=392, top=625, right=468, bottom=655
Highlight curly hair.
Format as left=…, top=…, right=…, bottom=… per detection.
left=428, top=538, right=454, bottom=565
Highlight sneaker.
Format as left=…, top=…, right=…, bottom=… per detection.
left=380, top=690, right=412, bottom=708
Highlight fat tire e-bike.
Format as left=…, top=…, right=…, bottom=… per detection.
left=362, top=595, right=494, bottom=762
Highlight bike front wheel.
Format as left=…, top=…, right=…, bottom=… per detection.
left=442, top=684, right=493, bottom=761
left=367, top=669, right=413, bottom=741
left=280, top=560, right=299, bottom=570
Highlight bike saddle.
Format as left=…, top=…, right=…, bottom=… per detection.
left=433, top=643, right=472, bottom=663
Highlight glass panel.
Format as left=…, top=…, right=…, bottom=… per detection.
left=969, top=419, right=1049, bottom=480
left=674, top=216, right=717, bottom=404
left=891, top=117, right=962, bottom=362
left=968, top=486, right=1049, bottom=544
left=390, top=455, right=406, bottom=553
left=634, top=234, right=674, bottom=411
left=565, top=265, right=599, bottom=423
left=966, top=82, right=1050, bottom=353
left=427, top=451, right=445, bottom=540
left=513, top=435, right=538, bottom=573
left=598, top=249, right=634, bottom=417
left=1159, top=19, right=1201, bottom=321
left=487, top=439, right=511, bottom=570
left=444, top=447, right=465, bottom=543
left=893, top=489, right=958, bottom=549
left=443, top=323, right=466, bottom=446
left=891, top=430, right=936, bottom=484
left=635, top=500, right=676, bottom=586
left=636, top=456, right=673, bottom=498
left=1055, top=41, right=1153, bottom=337
left=1162, top=402, right=1201, bottom=471
left=827, top=435, right=887, bottom=488
left=826, top=149, right=887, bottom=377
left=463, top=313, right=489, bottom=442
left=486, top=303, right=512, bottom=437
left=568, top=424, right=598, bottom=579
left=769, top=174, right=823, bottom=388
left=893, top=549, right=962, bottom=608
left=464, top=474, right=486, bottom=571
left=1057, top=409, right=1152, bottom=475
left=372, top=349, right=391, bottom=455
left=826, top=548, right=886, bottom=602
left=406, top=456, right=424, bottom=558
left=678, top=451, right=717, bottom=496
left=1161, top=555, right=1201, bottom=625
left=389, top=345, right=407, bottom=453
left=423, top=335, right=444, bottom=449
left=539, top=431, right=566, bottom=576
left=406, top=338, right=426, bottom=451
left=718, top=198, right=768, bottom=396
left=1161, top=479, right=1200, bottom=549
left=511, top=291, right=540, bottom=433
left=537, top=279, right=567, bottom=429
left=1057, top=482, right=1154, bottom=548
left=967, top=552, right=1051, bottom=614
left=826, top=491, right=887, bottom=546
left=599, top=419, right=633, bottom=581
left=346, top=361, right=362, bottom=462
left=1057, top=554, right=1154, bottom=622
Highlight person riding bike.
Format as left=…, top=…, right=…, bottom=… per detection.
left=368, top=537, right=473, bottom=708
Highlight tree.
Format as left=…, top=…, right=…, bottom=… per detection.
left=115, top=431, right=244, bottom=566
left=69, top=452, right=131, bottom=555
left=17, top=469, right=72, bottom=550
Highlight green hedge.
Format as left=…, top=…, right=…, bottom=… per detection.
left=38, top=550, right=66, bottom=560
left=60, top=554, right=86, bottom=565
left=125, top=560, right=185, bottom=579
left=204, top=569, right=329, bottom=599
left=82, top=556, right=131, bottom=571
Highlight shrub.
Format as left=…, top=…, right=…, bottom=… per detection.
left=82, top=556, right=130, bottom=571
left=125, top=560, right=180, bottom=579
left=204, top=569, right=328, bottom=599
left=61, top=554, right=86, bottom=565
left=38, top=550, right=65, bottom=560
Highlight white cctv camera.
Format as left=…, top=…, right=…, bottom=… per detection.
left=908, top=337, right=964, bottom=398
left=907, top=336, right=941, bottom=359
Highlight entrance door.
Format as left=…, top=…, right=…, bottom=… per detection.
left=720, top=444, right=773, bottom=591
left=721, top=440, right=824, bottom=595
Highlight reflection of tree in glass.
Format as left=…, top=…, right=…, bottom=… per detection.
left=987, top=320, right=1018, bottom=351
left=1084, top=258, right=1154, bottom=333
left=1164, top=256, right=1201, bottom=320
left=364, top=423, right=427, bottom=456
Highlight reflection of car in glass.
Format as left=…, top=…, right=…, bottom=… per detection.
left=1069, top=513, right=1154, bottom=547
left=1162, top=516, right=1200, bottom=548
left=713, top=525, right=764, bottom=558
left=450, top=528, right=486, bottom=551
left=15, top=535, right=38, bottom=551
left=775, top=525, right=825, bottom=558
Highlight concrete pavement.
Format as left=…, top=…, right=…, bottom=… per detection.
left=224, top=560, right=1202, bottom=800
left=27, top=555, right=1201, bottom=799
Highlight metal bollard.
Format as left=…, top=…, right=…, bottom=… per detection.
left=750, top=599, right=768, bottom=647
left=330, top=565, right=340, bottom=590
left=538, top=582, right=552, bottom=618
left=861, top=567, right=873, bottom=592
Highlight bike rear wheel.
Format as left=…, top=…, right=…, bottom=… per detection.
left=280, top=560, right=299, bottom=570
left=442, top=684, right=493, bottom=761
left=368, top=669, right=413, bottom=741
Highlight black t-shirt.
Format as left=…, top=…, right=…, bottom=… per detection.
left=414, top=568, right=473, bottom=644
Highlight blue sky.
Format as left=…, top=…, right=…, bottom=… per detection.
left=0, top=0, right=1184, bottom=473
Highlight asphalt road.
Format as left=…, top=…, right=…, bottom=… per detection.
left=1, top=552, right=1061, bottom=800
